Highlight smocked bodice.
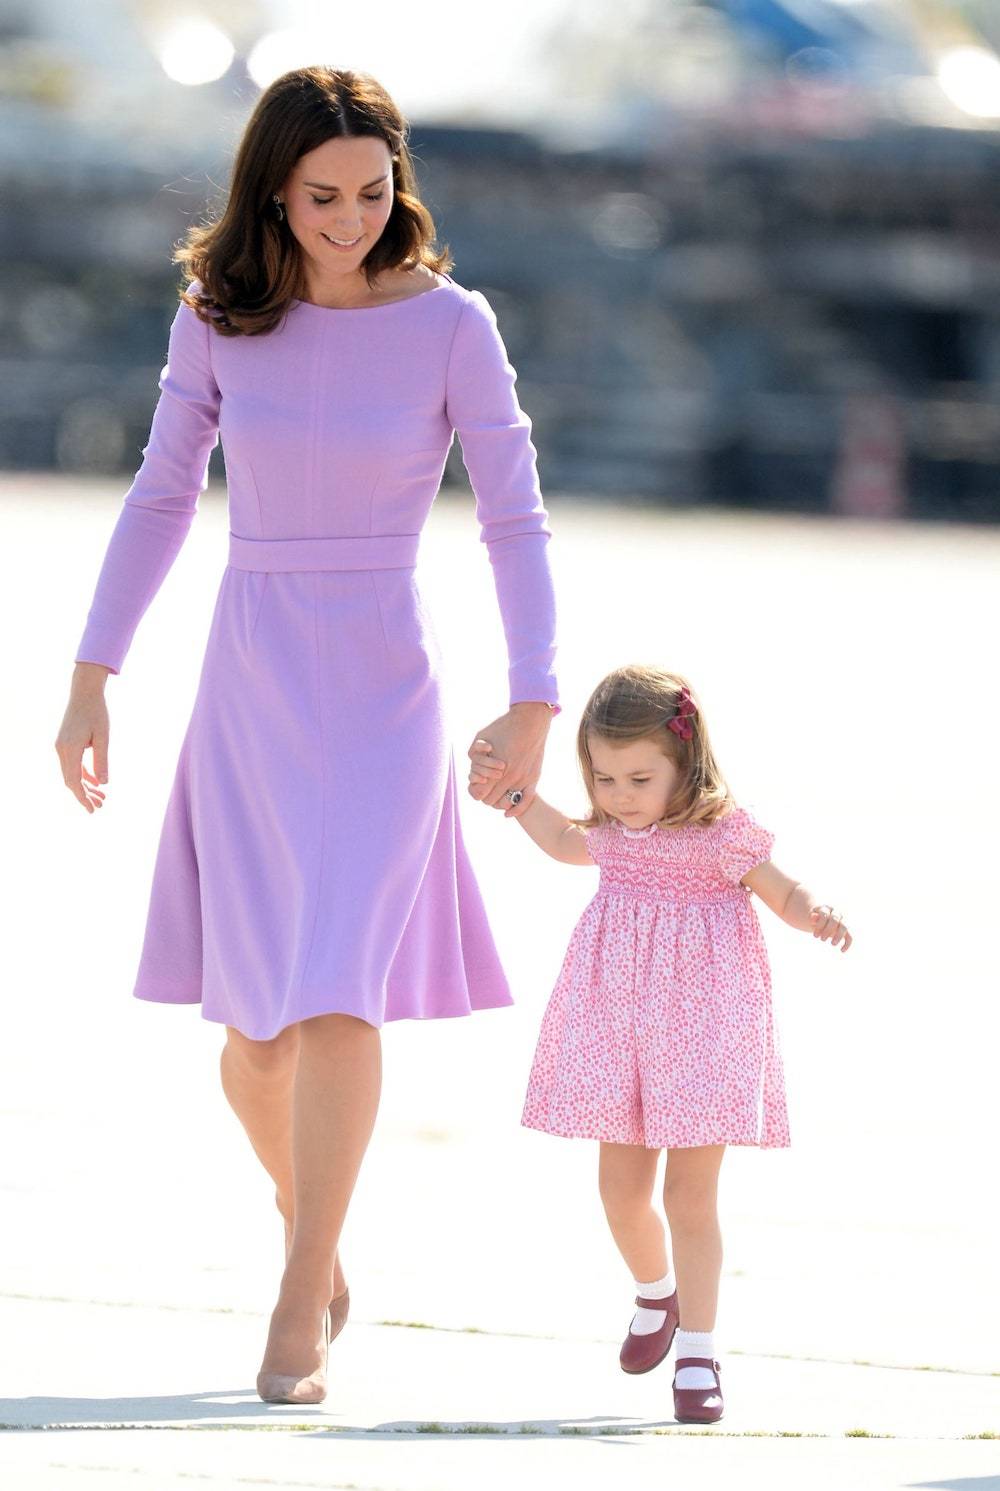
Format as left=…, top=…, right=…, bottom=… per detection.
left=584, top=807, right=774, bottom=907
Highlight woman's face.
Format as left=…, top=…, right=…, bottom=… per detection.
left=587, top=732, right=681, bottom=828
left=279, top=135, right=395, bottom=284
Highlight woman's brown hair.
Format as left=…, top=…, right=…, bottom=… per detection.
left=173, top=66, right=453, bottom=337
left=575, top=665, right=735, bottom=830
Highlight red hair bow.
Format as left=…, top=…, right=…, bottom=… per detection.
left=667, top=686, right=697, bottom=741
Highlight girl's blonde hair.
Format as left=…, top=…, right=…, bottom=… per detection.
left=575, top=664, right=735, bottom=829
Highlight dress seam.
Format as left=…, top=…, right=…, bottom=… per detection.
left=245, top=455, right=265, bottom=533
left=442, top=296, right=470, bottom=425
left=296, top=573, right=326, bottom=995
left=368, top=570, right=390, bottom=653
left=248, top=572, right=269, bottom=642
left=306, top=322, right=325, bottom=530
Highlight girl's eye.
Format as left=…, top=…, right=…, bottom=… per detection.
left=310, top=193, right=385, bottom=206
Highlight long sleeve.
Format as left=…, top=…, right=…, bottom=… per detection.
left=74, top=290, right=222, bottom=674
left=445, top=290, right=559, bottom=711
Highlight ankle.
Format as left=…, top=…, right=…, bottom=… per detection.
left=276, top=1271, right=335, bottom=1316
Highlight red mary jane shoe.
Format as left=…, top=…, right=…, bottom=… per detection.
left=619, top=1290, right=680, bottom=1374
left=672, top=1357, right=724, bottom=1423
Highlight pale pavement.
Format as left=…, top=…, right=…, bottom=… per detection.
left=3, top=475, right=998, bottom=1487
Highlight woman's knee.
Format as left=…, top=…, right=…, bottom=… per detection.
left=299, top=1011, right=379, bottom=1047
left=223, top=1022, right=300, bottom=1078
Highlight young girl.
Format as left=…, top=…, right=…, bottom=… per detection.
left=469, top=664, right=851, bottom=1425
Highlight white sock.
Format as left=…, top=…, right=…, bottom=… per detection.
left=674, top=1329, right=718, bottom=1389
left=629, top=1269, right=677, bottom=1336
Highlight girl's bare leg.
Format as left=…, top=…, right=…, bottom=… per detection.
left=662, top=1144, right=726, bottom=1331
left=258, top=1011, right=382, bottom=1378
left=598, top=1142, right=671, bottom=1281
left=220, top=1023, right=347, bottom=1301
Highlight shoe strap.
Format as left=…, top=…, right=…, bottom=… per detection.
left=674, top=1356, right=721, bottom=1379
left=634, top=1291, right=677, bottom=1310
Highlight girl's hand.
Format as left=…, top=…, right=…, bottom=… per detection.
left=466, top=703, right=552, bottom=819
left=469, top=740, right=506, bottom=790
left=55, top=670, right=111, bottom=814
left=810, top=904, right=852, bottom=952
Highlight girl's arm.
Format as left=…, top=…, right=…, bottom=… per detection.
left=514, top=794, right=595, bottom=866
left=741, top=862, right=852, bottom=952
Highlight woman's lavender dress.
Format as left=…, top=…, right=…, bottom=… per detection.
left=75, top=274, right=559, bottom=1039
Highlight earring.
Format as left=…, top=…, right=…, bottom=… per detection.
left=272, top=194, right=285, bottom=222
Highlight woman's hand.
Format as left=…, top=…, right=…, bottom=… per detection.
left=55, top=663, right=111, bottom=814
left=466, top=702, right=552, bottom=819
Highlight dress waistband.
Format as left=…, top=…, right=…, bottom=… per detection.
left=228, top=532, right=420, bottom=573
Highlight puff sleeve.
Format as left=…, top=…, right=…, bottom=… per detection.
left=718, top=806, right=775, bottom=884
left=445, top=290, right=560, bottom=711
left=74, top=287, right=221, bottom=674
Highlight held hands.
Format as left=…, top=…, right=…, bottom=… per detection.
left=809, top=903, right=852, bottom=953
left=466, top=703, right=552, bottom=819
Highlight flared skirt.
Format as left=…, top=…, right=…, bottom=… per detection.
left=131, top=562, right=513, bottom=1039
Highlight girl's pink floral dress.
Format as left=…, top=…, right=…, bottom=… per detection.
left=521, top=806, right=791, bottom=1149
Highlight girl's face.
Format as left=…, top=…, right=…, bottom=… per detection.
left=587, top=732, right=681, bottom=828
left=279, top=135, right=395, bottom=290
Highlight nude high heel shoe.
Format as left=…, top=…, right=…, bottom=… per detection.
left=328, top=1286, right=350, bottom=1342
left=256, top=1307, right=331, bottom=1405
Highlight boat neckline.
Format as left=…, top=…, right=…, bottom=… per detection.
left=291, top=273, right=453, bottom=314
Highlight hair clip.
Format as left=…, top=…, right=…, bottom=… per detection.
left=667, top=686, right=697, bottom=741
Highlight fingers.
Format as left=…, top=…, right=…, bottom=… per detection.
left=467, top=736, right=506, bottom=789
left=810, top=905, right=851, bottom=951
left=469, top=756, right=506, bottom=786
left=55, top=741, right=108, bottom=814
left=480, top=774, right=521, bottom=809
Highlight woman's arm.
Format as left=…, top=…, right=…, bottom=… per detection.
left=445, top=290, right=559, bottom=713
left=74, top=286, right=222, bottom=675
left=742, top=861, right=852, bottom=951
left=446, top=289, right=560, bottom=814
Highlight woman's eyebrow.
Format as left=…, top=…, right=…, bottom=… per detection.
left=303, top=174, right=389, bottom=191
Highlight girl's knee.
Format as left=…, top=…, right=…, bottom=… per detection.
left=662, top=1162, right=721, bottom=1228
left=599, top=1147, right=657, bottom=1216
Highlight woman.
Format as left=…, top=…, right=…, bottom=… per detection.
left=54, top=67, right=560, bottom=1405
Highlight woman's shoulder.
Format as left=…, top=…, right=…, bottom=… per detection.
left=431, top=273, right=500, bottom=323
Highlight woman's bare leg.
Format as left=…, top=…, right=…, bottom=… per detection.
left=258, top=1011, right=382, bottom=1378
left=220, top=1023, right=347, bottom=1300
left=662, top=1144, right=726, bottom=1331
left=598, top=1142, right=671, bottom=1281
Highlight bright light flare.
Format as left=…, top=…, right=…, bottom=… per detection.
left=937, top=46, right=1000, bottom=120
left=159, top=18, right=235, bottom=87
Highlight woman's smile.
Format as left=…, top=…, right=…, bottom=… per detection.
left=321, top=232, right=364, bottom=251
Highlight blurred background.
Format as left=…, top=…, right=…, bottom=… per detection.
left=4, top=0, right=1000, bottom=519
